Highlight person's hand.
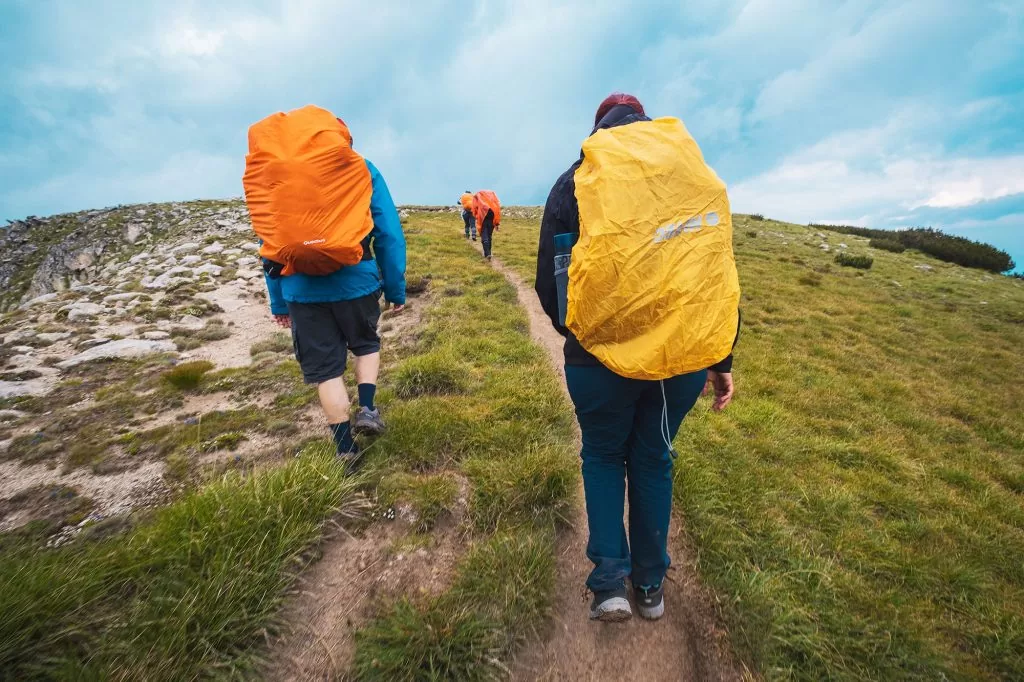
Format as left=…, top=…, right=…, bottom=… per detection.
left=272, top=314, right=291, bottom=329
left=388, top=302, right=405, bottom=313
left=705, top=371, right=734, bottom=412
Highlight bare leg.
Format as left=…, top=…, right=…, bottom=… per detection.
left=317, top=377, right=350, bottom=424
left=353, top=352, right=380, bottom=387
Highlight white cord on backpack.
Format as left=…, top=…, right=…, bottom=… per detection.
left=660, top=380, right=678, bottom=459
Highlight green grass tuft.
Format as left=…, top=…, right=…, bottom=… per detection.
left=250, top=332, right=292, bottom=357
left=0, top=443, right=365, bottom=679
left=161, top=360, right=215, bottom=391
left=392, top=352, right=472, bottom=398
left=464, top=447, right=576, bottom=531
left=378, top=472, right=459, bottom=532
left=353, top=530, right=554, bottom=681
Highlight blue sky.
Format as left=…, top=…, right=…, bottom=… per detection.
left=1, top=0, right=1022, bottom=271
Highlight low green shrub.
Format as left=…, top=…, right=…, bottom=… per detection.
left=870, top=238, right=906, bottom=253
left=162, top=361, right=215, bottom=391
left=834, top=253, right=873, bottom=270
left=249, top=332, right=292, bottom=357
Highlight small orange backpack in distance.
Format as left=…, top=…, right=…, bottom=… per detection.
left=472, top=190, right=501, bottom=233
left=460, top=192, right=474, bottom=210
left=243, top=105, right=374, bottom=276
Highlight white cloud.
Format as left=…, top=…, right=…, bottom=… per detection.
left=730, top=114, right=1024, bottom=224
left=160, top=22, right=225, bottom=58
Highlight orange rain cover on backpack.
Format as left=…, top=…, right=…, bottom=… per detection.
left=472, top=190, right=501, bottom=233
left=243, top=105, right=373, bottom=276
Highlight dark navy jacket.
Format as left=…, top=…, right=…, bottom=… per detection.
left=534, top=105, right=736, bottom=373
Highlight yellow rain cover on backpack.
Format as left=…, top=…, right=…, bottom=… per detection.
left=567, top=117, right=740, bottom=380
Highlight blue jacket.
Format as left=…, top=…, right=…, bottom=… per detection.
left=265, top=159, right=406, bottom=314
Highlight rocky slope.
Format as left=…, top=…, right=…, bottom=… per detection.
left=0, top=199, right=310, bottom=542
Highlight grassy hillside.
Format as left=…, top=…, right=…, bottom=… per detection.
left=495, top=213, right=1024, bottom=680
left=0, top=210, right=577, bottom=679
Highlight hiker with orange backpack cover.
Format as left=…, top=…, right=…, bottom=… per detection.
left=459, top=191, right=476, bottom=241
left=472, top=190, right=501, bottom=260
left=244, top=105, right=406, bottom=470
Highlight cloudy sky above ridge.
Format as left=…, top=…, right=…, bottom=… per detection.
left=1, top=0, right=1022, bottom=269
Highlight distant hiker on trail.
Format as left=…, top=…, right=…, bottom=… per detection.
left=243, top=105, right=406, bottom=470
left=460, top=190, right=476, bottom=241
left=535, top=93, right=740, bottom=622
left=472, top=190, right=501, bottom=260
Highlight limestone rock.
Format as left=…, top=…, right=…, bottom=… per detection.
left=67, top=302, right=104, bottom=321
left=57, top=339, right=176, bottom=369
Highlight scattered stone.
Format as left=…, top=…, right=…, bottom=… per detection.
left=915, top=264, right=934, bottom=272
left=820, top=244, right=831, bottom=252
left=125, top=223, right=146, bottom=244
left=70, top=283, right=106, bottom=294
left=816, top=232, right=827, bottom=239
left=194, top=263, right=223, bottom=277
left=235, top=256, right=258, bottom=267
left=240, top=242, right=260, bottom=252
left=176, top=314, right=205, bottom=330
left=142, top=331, right=171, bottom=340
left=0, top=409, right=26, bottom=423
left=237, top=269, right=262, bottom=280
left=57, top=339, right=177, bottom=369
left=129, top=252, right=152, bottom=264
left=839, top=243, right=848, bottom=248
left=79, top=337, right=111, bottom=349
left=146, top=273, right=193, bottom=289
left=36, top=332, right=72, bottom=343
left=180, top=255, right=203, bottom=266
left=170, top=242, right=201, bottom=255
left=103, top=292, right=141, bottom=303
left=67, top=302, right=104, bottom=321
left=891, top=281, right=902, bottom=287
left=20, top=293, right=59, bottom=309
left=201, top=242, right=225, bottom=254
left=3, top=330, right=36, bottom=345
left=0, top=380, right=49, bottom=399
left=222, top=248, right=243, bottom=256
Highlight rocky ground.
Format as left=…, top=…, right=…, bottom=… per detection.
left=0, top=200, right=330, bottom=544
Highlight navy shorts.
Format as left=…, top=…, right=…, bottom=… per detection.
left=287, top=292, right=381, bottom=384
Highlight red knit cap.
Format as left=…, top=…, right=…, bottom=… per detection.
left=594, top=93, right=645, bottom=126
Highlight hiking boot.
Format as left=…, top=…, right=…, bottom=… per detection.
left=634, top=583, right=665, bottom=620
left=354, top=406, right=385, bottom=435
left=589, top=586, right=632, bottom=622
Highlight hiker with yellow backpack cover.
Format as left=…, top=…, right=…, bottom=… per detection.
left=535, top=93, right=741, bottom=622
left=244, top=105, right=407, bottom=470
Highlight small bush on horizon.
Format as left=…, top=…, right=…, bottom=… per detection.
left=869, top=238, right=906, bottom=253
left=749, top=214, right=765, bottom=221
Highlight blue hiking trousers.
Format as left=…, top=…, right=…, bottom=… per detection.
left=564, top=363, right=707, bottom=592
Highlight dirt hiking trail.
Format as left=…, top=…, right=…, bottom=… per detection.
left=483, top=250, right=748, bottom=682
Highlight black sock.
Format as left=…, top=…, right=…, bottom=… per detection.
left=329, top=422, right=357, bottom=454
left=357, top=383, right=376, bottom=411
